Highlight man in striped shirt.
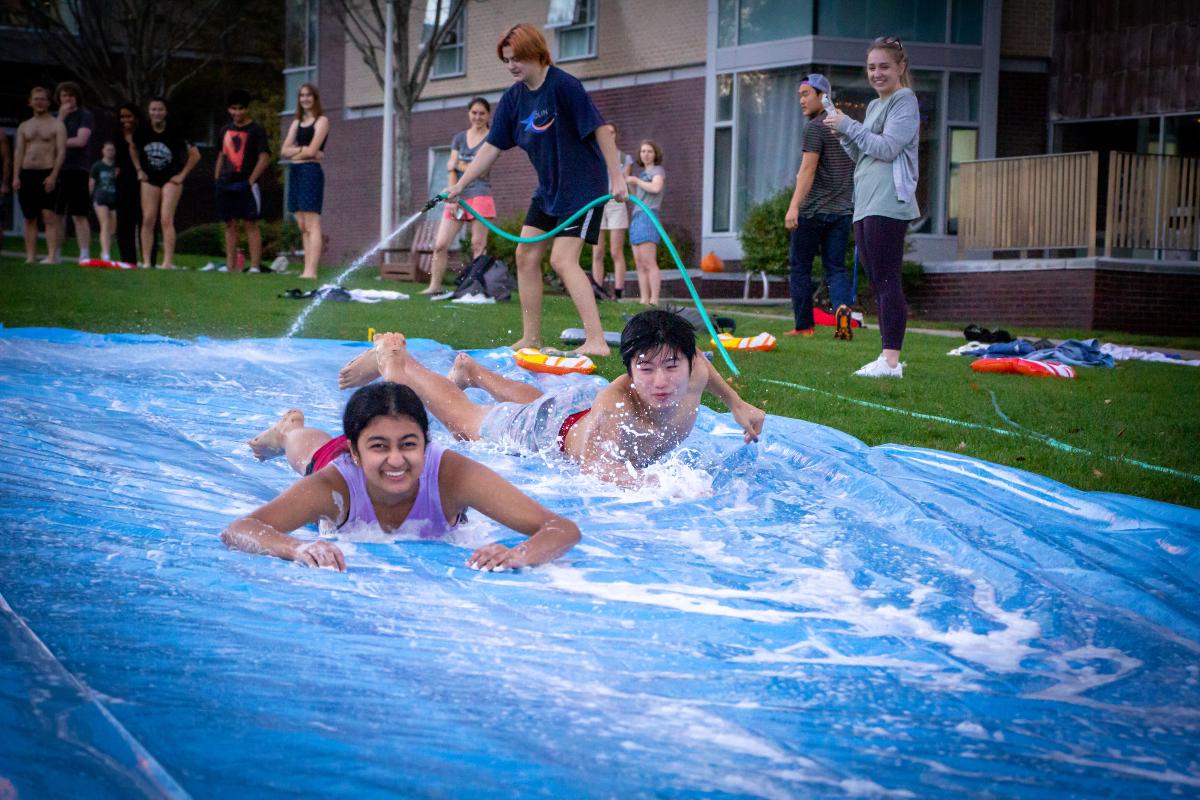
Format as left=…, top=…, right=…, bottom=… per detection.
left=784, top=73, right=856, bottom=337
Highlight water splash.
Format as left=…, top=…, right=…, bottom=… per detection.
left=284, top=211, right=426, bottom=339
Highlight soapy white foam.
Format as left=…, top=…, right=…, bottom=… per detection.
left=954, top=721, right=989, bottom=739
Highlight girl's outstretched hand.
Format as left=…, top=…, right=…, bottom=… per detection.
left=468, top=542, right=530, bottom=573
left=295, top=540, right=346, bottom=571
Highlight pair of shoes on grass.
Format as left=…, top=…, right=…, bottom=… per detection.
left=785, top=327, right=815, bottom=337
left=963, top=324, right=1012, bottom=344
left=855, top=355, right=904, bottom=378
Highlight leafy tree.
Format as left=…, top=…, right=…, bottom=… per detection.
left=330, top=0, right=468, bottom=230
left=18, top=0, right=281, bottom=110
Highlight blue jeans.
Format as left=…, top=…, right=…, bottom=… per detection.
left=788, top=213, right=852, bottom=329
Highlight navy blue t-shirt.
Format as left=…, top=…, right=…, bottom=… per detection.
left=487, top=66, right=607, bottom=217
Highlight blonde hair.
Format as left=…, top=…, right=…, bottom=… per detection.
left=866, top=37, right=911, bottom=89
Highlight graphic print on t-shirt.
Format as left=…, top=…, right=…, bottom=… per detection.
left=223, top=129, right=249, bottom=173
left=144, top=142, right=173, bottom=171
left=520, top=110, right=555, bottom=133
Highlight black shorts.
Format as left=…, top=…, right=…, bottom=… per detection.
left=215, top=180, right=262, bottom=222
left=54, top=169, right=91, bottom=217
left=523, top=195, right=602, bottom=246
left=144, top=170, right=176, bottom=189
left=17, top=169, right=55, bottom=220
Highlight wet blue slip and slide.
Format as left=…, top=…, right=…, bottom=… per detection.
left=1, top=327, right=1198, bottom=798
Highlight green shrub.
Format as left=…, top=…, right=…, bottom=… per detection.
left=737, top=188, right=792, bottom=276
left=175, top=220, right=302, bottom=261
left=175, top=223, right=227, bottom=257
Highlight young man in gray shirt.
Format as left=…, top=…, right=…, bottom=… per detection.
left=783, top=74, right=855, bottom=338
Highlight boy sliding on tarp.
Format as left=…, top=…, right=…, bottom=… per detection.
left=339, top=310, right=765, bottom=487
left=443, top=23, right=626, bottom=358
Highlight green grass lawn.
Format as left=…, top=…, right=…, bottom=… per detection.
left=2, top=253, right=1198, bottom=508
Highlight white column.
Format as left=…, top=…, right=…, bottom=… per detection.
left=380, top=0, right=395, bottom=240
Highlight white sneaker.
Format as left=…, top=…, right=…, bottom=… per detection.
left=854, top=355, right=904, bottom=378
left=269, top=255, right=290, bottom=273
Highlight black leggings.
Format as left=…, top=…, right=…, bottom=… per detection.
left=854, top=215, right=909, bottom=351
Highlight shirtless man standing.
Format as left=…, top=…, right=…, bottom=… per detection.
left=12, top=86, right=66, bottom=264
left=339, top=309, right=765, bottom=486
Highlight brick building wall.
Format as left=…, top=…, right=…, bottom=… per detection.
left=320, top=73, right=706, bottom=264
left=1000, top=0, right=1055, bottom=59
left=995, top=72, right=1050, bottom=157
left=911, top=266, right=1200, bottom=336
left=342, top=0, right=706, bottom=108
left=1093, top=269, right=1200, bottom=335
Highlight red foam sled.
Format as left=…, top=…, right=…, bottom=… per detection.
left=814, top=308, right=862, bottom=328
left=80, top=258, right=136, bottom=270
left=970, top=357, right=1076, bottom=379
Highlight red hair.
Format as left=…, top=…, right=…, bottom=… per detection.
left=496, top=23, right=552, bottom=66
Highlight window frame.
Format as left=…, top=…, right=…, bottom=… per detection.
left=425, top=1, right=466, bottom=80
left=555, top=0, right=598, bottom=63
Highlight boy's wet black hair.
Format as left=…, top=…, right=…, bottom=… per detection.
left=226, top=89, right=251, bottom=107
left=343, top=382, right=430, bottom=450
left=619, top=309, right=697, bottom=375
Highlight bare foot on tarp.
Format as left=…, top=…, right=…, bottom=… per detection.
left=338, top=335, right=386, bottom=389
left=447, top=352, right=482, bottom=389
left=373, top=333, right=410, bottom=383
left=248, top=409, right=305, bottom=460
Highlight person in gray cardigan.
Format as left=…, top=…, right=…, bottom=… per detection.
left=825, top=36, right=920, bottom=378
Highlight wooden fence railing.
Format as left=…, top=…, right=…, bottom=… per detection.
left=1106, top=152, right=1200, bottom=255
left=957, top=151, right=1099, bottom=257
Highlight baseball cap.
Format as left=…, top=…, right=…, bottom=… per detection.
left=800, top=73, right=831, bottom=96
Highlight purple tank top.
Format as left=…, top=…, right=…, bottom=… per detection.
left=331, top=442, right=456, bottom=538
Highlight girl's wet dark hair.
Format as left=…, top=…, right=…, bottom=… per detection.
left=343, top=382, right=430, bottom=449
left=619, top=309, right=697, bottom=375
left=467, top=96, right=491, bottom=113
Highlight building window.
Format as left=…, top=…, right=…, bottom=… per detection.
left=950, top=0, right=983, bottom=44
left=427, top=147, right=454, bottom=227
left=711, top=65, right=946, bottom=235
left=718, top=0, right=813, bottom=47
left=283, top=0, right=318, bottom=113
left=424, top=0, right=465, bottom=79
left=817, top=0, right=970, bottom=44
left=946, top=128, right=978, bottom=234
left=549, top=0, right=597, bottom=62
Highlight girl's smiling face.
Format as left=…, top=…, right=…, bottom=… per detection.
left=352, top=415, right=427, bottom=499
left=866, top=48, right=904, bottom=96
left=468, top=102, right=490, bottom=129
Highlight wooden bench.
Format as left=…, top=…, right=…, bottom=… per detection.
left=379, top=216, right=439, bottom=282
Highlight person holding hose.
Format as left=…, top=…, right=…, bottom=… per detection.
left=443, top=23, right=626, bottom=358
left=825, top=37, right=920, bottom=378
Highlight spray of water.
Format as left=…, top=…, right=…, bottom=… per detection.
left=284, top=210, right=427, bottom=339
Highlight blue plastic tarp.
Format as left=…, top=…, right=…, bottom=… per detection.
left=0, top=328, right=1197, bottom=798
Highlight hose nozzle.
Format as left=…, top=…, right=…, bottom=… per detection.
left=420, top=194, right=447, bottom=213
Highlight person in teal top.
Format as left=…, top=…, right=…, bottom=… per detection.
left=826, top=37, right=920, bottom=379
left=89, top=141, right=119, bottom=261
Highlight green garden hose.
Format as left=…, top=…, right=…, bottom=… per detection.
left=430, top=193, right=740, bottom=376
